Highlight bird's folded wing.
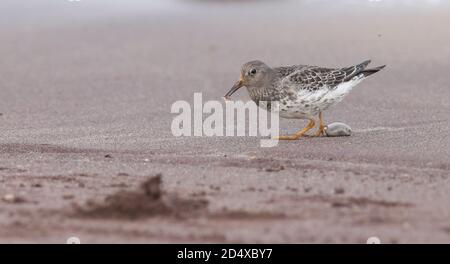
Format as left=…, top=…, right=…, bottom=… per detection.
left=282, top=61, right=371, bottom=92
left=283, top=67, right=349, bottom=92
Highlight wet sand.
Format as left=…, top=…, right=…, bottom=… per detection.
left=1, top=0, right=450, bottom=243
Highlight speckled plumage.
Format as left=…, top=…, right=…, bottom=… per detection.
left=243, top=60, right=385, bottom=119
left=225, top=60, right=385, bottom=139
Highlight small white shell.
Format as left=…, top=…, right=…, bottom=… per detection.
left=324, top=122, right=352, bottom=137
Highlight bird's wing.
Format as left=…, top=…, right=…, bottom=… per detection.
left=281, top=60, right=372, bottom=92
left=274, top=65, right=306, bottom=78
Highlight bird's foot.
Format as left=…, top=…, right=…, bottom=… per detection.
left=274, top=135, right=302, bottom=140
left=313, top=126, right=326, bottom=137
left=274, top=119, right=316, bottom=140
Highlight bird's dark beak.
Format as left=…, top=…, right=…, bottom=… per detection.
left=224, top=78, right=244, bottom=100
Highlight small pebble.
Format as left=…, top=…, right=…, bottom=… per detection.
left=265, top=165, right=285, bottom=172
left=334, top=187, right=345, bottom=195
left=286, top=186, right=298, bottom=192
left=62, top=194, right=74, bottom=200
left=303, top=187, right=312, bottom=193
left=324, top=122, right=352, bottom=137
left=210, top=185, right=221, bottom=191
left=2, top=194, right=25, bottom=203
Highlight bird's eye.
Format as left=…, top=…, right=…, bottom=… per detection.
left=249, top=69, right=257, bottom=75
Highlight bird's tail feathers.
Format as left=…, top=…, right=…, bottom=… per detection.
left=343, top=60, right=371, bottom=81
left=344, top=60, right=386, bottom=81
left=360, top=65, right=386, bottom=77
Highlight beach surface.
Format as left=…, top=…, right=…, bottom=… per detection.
left=1, top=0, right=450, bottom=243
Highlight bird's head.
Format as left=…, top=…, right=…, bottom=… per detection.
left=224, top=60, right=272, bottom=99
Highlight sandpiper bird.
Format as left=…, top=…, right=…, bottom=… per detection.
left=224, top=60, right=385, bottom=140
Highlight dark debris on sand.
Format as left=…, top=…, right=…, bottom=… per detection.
left=74, top=174, right=208, bottom=220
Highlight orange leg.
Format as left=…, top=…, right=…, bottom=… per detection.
left=276, top=119, right=316, bottom=140
left=313, top=112, right=325, bottom=137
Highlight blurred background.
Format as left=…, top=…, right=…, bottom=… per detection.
left=1, top=0, right=450, bottom=143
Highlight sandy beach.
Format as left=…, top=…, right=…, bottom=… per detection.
left=1, top=0, right=450, bottom=243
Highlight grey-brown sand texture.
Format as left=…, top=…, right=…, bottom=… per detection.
left=1, top=0, right=450, bottom=243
